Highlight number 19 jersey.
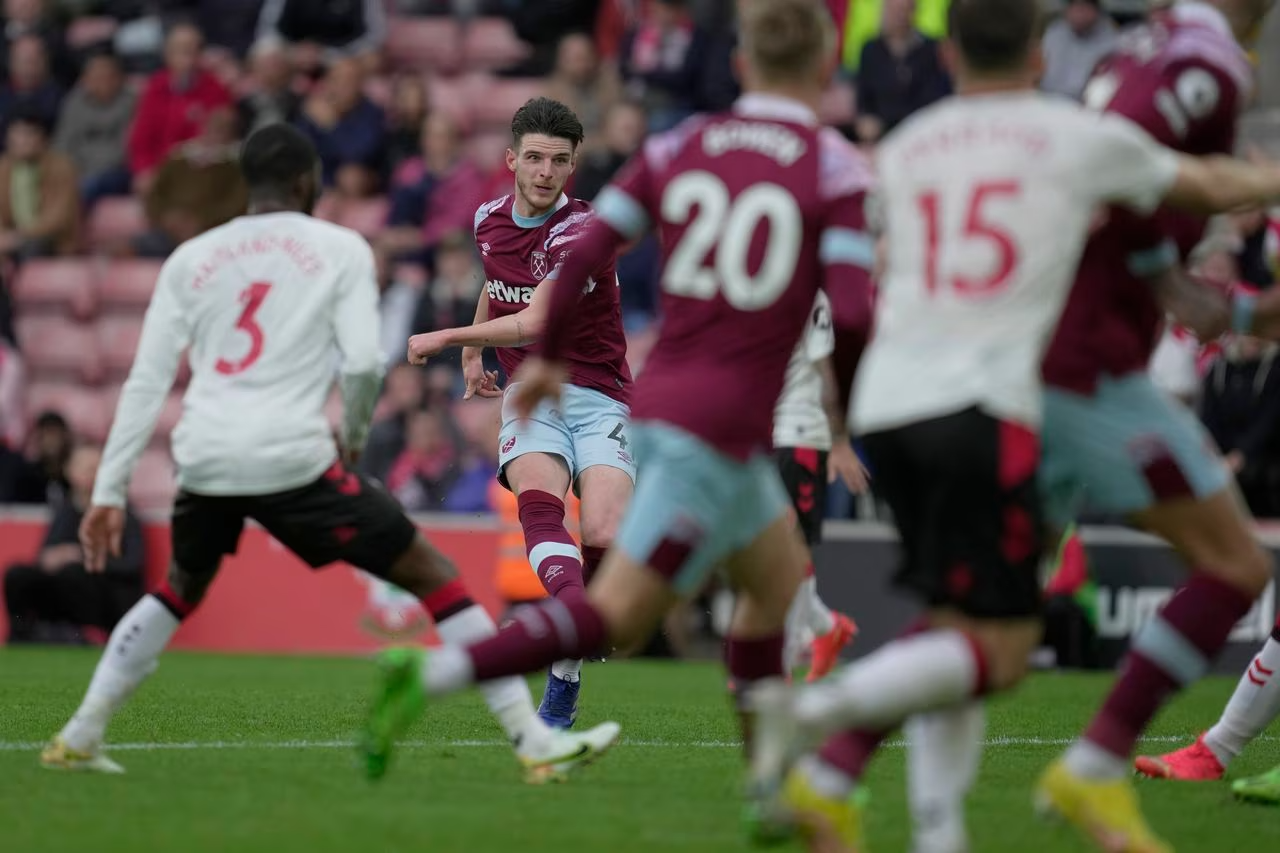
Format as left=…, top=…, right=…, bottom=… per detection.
left=853, top=93, right=1181, bottom=436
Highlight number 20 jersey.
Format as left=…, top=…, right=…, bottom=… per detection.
left=853, top=93, right=1181, bottom=436
left=593, top=94, right=875, bottom=461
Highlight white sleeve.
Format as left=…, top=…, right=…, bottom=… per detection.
left=1078, top=113, right=1181, bottom=216
left=92, top=258, right=190, bottom=507
left=333, top=236, right=385, bottom=454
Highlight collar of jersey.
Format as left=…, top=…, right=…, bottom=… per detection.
left=733, top=93, right=818, bottom=127
left=513, top=194, right=569, bottom=229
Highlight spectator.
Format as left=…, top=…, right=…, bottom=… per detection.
left=1201, top=337, right=1280, bottom=518
left=1041, top=0, right=1118, bottom=101
left=379, top=112, right=485, bottom=260
left=360, top=362, right=423, bottom=483
left=620, top=0, right=711, bottom=132
left=445, top=398, right=500, bottom=514
left=133, top=106, right=248, bottom=258
left=127, top=23, right=232, bottom=195
left=854, top=0, right=951, bottom=145
left=573, top=100, right=646, bottom=201
left=295, top=57, right=387, bottom=198
left=0, top=409, right=70, bottom=504
left=0, top=34, right=63, bottom=137
left=385, top=73, right=429, bottom=174
left=0, top=0, right=73, bottom=88
left=257, top=0, right=387, bottom=76
left=386, top=407, right=460, bottom=512
left=499, top=0, right=598, bottom=78
left=410, top=228, right=484, bottom=356
left=3, top=444, right=144, bottom=644
left=193, top=0, right=266, bottom=59
left=0, top=110, right=79, bottom=259
left=543, top=33, right=621, bottom=151
left=375, top=244, right=419, bottom=369
left=0, top=336, right=23, bottom=447
left=237, top=36, right=301, bottom=136
left=52, top=51, right=135, bottom=209
left=1233, top=208, right=1275, bottom=290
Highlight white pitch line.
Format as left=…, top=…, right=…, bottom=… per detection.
left=3, top=734, right=1275, bottom=753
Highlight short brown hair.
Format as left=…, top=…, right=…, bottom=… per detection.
left=947, top=0, right=1041, bottom=74
left=740, top=0, right=835, bottom=83
left=511, top=97, right=585, bottom=150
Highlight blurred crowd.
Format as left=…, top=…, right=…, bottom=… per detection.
left=0, top=0, right=1276, bottom=530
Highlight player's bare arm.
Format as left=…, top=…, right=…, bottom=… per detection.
left=456, top=288, right=502, bottom=400
left=408, top=276, right=555, bottom=363
left=1165, top=154, right=1280, bottom=215
left=818, top=357, right=869, bottom=493
left=1148, top=265, right=1234, bottom=342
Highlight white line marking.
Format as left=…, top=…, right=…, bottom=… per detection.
left=3, top=734, right=1274, bottom=753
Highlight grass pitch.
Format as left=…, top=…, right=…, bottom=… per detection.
left=2, top=648, right=1279, bottom=853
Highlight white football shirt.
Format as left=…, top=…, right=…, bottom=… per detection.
left=853, top=93, right=1180, bottom=433
left=773, top=291, right=835, bottom=451
left=94, top=212, right=385, bottom=506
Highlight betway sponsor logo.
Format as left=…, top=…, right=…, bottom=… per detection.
left=486, top=279, right=535, bottom=304
left=1096, top=581, right=1276, bottom=643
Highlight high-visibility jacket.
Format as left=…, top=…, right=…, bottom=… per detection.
left=842, top=0, right=949, bottom=71
left=490, top=481, right=581, bottom=604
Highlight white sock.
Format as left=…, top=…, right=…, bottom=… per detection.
left=804, top=576, right=837, bottom=636
left=435, top=604, right=550, bottom=748
left=784, top=585, right=813, bottom=673
left=422, top=644, right=475, bottom=695
left=907, top=702, right=985, bottom=853
left=1204, top=635, right=1280, bottom=767
left=60, top=595, right=180, bottom=752
left=794, top=631, right=981, bottom=734
left=551, top=658, right=583, bottom=682
left=1063, top=738, right=1129, bottom=780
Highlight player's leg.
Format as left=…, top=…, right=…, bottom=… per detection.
left=44, top=491, right=241, bottom=773
left=905, top=702, right=986, bottom=853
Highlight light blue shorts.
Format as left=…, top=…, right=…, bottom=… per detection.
left=1041, top=373, right=1229, bottom=529
left=498, top=382, right=637, bottom=487
left=614, top=422, right=792, bottom=597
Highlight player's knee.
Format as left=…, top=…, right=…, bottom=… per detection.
left=579, top=511, right=620, bottom=549
left=167, top=562, right=214, bottom=607
left=970, top=619, right=1042, bottom=692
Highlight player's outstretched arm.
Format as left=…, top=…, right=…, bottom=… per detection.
left=1148, top=265, right=1232, bottom=342
left=1164, top=155, right=1280, bottom=216
left=407, top=280, right=554, bottom=363
left=334, top=241, right=386, bottom=464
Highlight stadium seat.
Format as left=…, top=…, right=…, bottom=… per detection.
left=99, top=259, right=163, bottom=311
left=819, top=79, right=856, bottom=127
left=386, top=18, right=463, bottom=74
left=11, top=259, right=98, bottom=320
left=65, top=16, right=118, bottom=49
left=469, top=77, right=546, bottom=130
left=130, top=449, right=177, bottom=511
left=425, top=75, right=474, bottom=128
left=461, top=18, right=530, bottom=72
left=466, top=129, right=511, bottom=173
left=97, top=315, right=145, bottom=377
left=17, top=316, right=103, bottom=384
left=337, top=196, right=391, bottom=239
left=25, top=382, right=110, bottom=441
left=87, top=197, right=147, bottom=251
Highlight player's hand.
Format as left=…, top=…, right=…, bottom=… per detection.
left=406, top=332, right=452, bottom=366
left=462, top=349, right=502, bottom=400
left=510, top=358, right=568, bottom=418
left=829, top=437, right=870, bottom=495
left=79, top=505, right=125, bottom=573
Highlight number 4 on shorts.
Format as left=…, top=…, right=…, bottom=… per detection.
left=608, top=423, right=629, bottom=450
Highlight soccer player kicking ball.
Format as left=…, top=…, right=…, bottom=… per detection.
left=774, top=292, right=864, bottom=680
left=744, top=0, right=1280, bottom=850
left=363, top=0, right=877, bottom=790
left=41, top=125, right=618, bottom=783
left=405, top=98, right=633, bottom=729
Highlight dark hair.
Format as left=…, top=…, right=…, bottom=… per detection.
left=948, top=0, right=1041, bottom=73
left=510, top=97, right=585, bottom=150
left=239, top=123, right=318, bottom=197
left=34, top=411, right=69, bottom=431
left=8, top=106, right=51, bottom=136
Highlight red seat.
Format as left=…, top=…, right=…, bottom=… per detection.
left=97, top=315, right=145, bottom=376
left=87, top=197, right=147, bottom=251
left=130, top=449, right=177, bottom=511
left=469, top=77, right=545, bottom=129
left=25, top=382, right=110, bottom=441
left=337, top=196, right=390, bottom=238
left=386, top=18, right=463, bottom=74
left=66, top=16, right=118, bottom=50
left=426, top=75, right=474, bottom=129
left=11, top=259, right=98, bottom=319
left=462, top=18, right=530, bottom=72
left=17, top=316, right=103, bottom=384
left=99, top=259, right=163, bottom=311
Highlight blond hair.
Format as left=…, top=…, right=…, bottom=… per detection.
left=739, top=0, right=836, bottom=84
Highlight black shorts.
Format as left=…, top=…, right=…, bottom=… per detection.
left=171, top=460, right=418, bottom=581
left=861, top=407, right=1043, bottom=619
left=774, top=447, right=829, bottom=547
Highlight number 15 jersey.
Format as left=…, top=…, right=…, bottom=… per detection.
left=94, top=212, right=383, bottom=505
left=853, top=93, right=1181, bottom=436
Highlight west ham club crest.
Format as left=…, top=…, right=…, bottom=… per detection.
left=530, top=251, right=548, bottom=280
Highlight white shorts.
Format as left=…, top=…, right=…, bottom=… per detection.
left=498, top=382, right=636, bottom=489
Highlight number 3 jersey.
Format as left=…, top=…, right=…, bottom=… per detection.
left=474, top=193, right=631, bottom=404
left=589, top=94, right=876, bottom=460
left=853, top=94, right=1181, bottom=436
left=94, top=212, right=384, bottom=505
